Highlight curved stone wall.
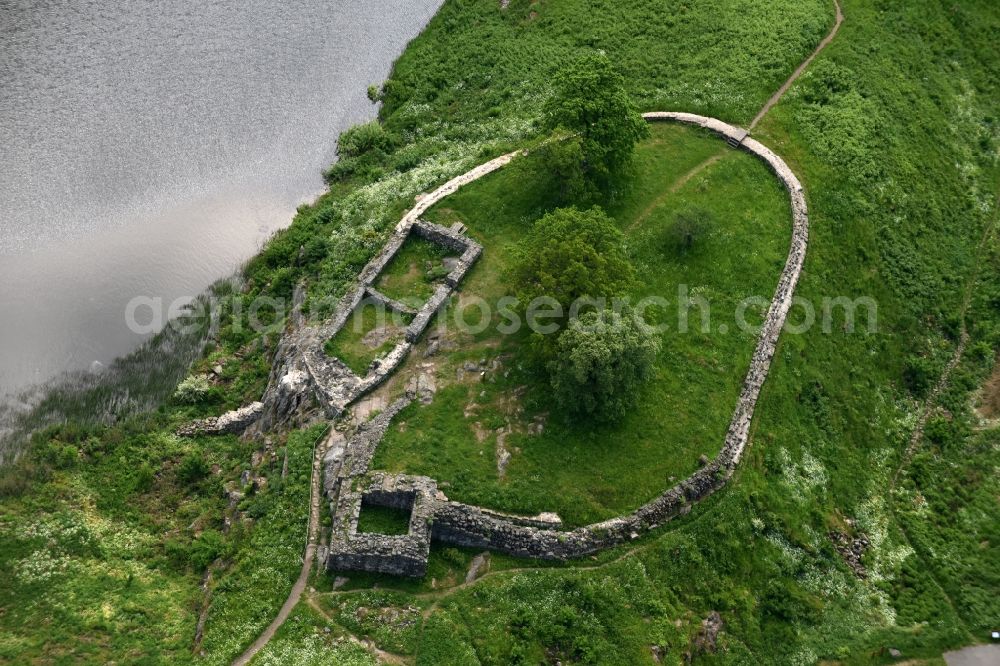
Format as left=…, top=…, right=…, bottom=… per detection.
left=426, top=113, right=809, bottom=559
left=182, top=112, right=810, bottom=572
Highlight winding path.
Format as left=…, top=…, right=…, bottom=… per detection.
left=749, top=0, right=844, bottom=130
left=886, top=187, right=1000, bottom=642
left=231, top=426, right=331, bottom=666
left=229, top=1, right=844, bottom=662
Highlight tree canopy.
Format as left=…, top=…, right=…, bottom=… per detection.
left=543, top=52, right=649, bottom=196
left=508, top=206, right=635, bottom=313
left=548, top=308, right=660, bottom=422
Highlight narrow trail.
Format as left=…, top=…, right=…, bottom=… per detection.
left=890, top=332, right=969, bottom=489
left=231, top=426, right=331, bottom=666
left=748, top=0, right=844, bottom=131
left=627, top=151, right=724, bottom=232
left=303, top=595, right=413, bottom=665
left=885, top=188, right=1000, bottom=636
left=629, top=0, right=844, bottom=234
left=230, top=2, right=846, bottom=663
left=891, top=189, right=999, bottom=489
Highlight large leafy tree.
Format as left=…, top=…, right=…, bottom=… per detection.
left=549, top=308, right=660, bottom=422
left=508, top=206, right=635, bottom=313
left=543, top=52, right=649, bottom=198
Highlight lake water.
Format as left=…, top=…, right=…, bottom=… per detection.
left=0, top=0, right=441, bottom=396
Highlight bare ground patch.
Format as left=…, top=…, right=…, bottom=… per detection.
left=974, top=359, right=1000, bottom=421
left=361, top=324, right=404, bottom=349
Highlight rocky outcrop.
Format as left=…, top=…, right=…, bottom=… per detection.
left=176, top=402, right=264, bottom=437
left=830, top=530, right=869, bottom=578
left=691, top=611, right=724, bottom=657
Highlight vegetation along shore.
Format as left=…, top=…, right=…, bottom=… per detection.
left=1, top=1, right=998, bottom=664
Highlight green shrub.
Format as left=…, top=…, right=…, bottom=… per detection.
left=177, top=452, right=210, bottom=486
left=134, top=462, right=156, bottom=493
left=537, top=136, right=596, bottom=205
left=189, top=530, right=229, bottom=570
left=56, top=444, right=79, bottom=469
left=903, top=357, right=936, bottom=397
left=666, top=207, right=713, bottom=254
left=174, top=374, right=212, bottom=404
left=336, top=121, right=393, bottom=159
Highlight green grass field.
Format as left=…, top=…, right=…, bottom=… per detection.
left=356, top=503, right=412, bottom=536
left=1, top=0, right=998, bottom=663
left=374, top=236, right=456, bottom=306
left=326, top=303, right=411, bottom=376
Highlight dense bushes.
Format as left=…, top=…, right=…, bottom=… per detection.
left=177, top=451, right=210, bottom=486
left=325, top=121, right=398, bottom=184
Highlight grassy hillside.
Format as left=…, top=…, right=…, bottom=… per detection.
left=1, top=0, right=998, bottom=664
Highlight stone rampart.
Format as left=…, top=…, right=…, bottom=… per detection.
left=325, top=113, right=809, bottom=570
left=180, top=113, right=810, bottom=575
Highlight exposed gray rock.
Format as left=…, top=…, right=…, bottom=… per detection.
left=407, top=369, right=436, bottom=405
left=177, top=402, right=264, bottom=437
left=692, top=611, right=723, bottom=655
left=465, top=552, right=490, bottom=583
left=830, top=530, right=870, bottom=578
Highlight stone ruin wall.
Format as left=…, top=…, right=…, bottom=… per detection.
left=327, top=113, right=809, bottom=569
left=179, top=113, right=809, bottom=575
left=420, top=113, right=809, bottom=561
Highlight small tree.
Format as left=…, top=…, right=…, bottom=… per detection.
left=543, top=52, right=649, bottom=196
left=549, top=309, right=660, bottom=422
left=668, top=207, right=712, bottom=254
left=508, top=206, right=635, bottom=316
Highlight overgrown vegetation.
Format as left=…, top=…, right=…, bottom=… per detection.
left=356, top=503, right=412, bottom=536
left=2, top=0, right=998, bottom=663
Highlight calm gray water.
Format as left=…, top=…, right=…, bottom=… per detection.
left=0, top=0, right=441, bottom=396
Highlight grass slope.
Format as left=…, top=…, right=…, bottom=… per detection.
left=1, top=0, right=998, bottom=663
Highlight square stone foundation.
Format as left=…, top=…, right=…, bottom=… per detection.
left=327, top=473, right=439, bottom=577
